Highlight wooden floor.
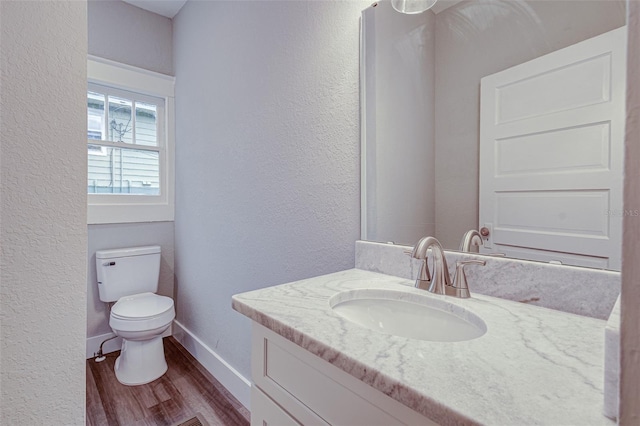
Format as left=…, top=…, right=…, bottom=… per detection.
left=86, top=337, right=250, bottom=426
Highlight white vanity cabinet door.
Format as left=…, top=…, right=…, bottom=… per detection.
left=251, top=322, right=437, bottom=426
left=251, top=386, right=300, bottom=426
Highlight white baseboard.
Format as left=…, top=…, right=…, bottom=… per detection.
left=86, top=332, right=122, bottom=359
left=86, top=326, right=172, bottom=360
left=172, top=320, right=251, bottom=410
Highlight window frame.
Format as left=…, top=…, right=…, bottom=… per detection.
left=87, top=56, right=175, bottom=224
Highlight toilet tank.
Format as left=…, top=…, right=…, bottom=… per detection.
left=96, top=246, right=161, bottom=302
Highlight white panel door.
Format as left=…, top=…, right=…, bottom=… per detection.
left=479, top=26, right=626, bottom=270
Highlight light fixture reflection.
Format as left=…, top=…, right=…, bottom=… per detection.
left=391, top=0, right=438, bottom=14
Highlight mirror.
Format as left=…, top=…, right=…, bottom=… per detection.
left=361, top=0, right=627, bottom=270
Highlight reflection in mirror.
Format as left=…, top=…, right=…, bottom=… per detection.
left=361, top=0, right=626, bottom=270
left=391, top=0, right=438, bottom=15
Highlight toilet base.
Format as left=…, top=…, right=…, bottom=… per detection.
left=114, top=335, right=168, bottom=386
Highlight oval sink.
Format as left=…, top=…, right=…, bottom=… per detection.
left=329, top=289, right=486, bottom=342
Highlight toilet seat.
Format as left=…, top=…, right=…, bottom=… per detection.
left=110, top=292, right=175, bottom=332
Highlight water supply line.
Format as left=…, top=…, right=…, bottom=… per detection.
left=94, top=302, right=116, bottom=362
left=94, top=335, right=117, bottom=362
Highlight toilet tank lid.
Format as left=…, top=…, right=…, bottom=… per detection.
left=96, top=245, right=161, bottom=259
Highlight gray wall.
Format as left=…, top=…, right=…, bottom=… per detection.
left=88, top=0, right=173, bottom=75
left=1, top=1, right=88, bottom=423
left=433, top=0, right=626, bottom=249
left=173, top=0, right=362, bottom=379
left=86, top=0, right=175, bottom=347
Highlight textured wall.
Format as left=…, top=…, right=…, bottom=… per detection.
left=86, top=0, right=175, bottom=346
left=621, top=0, right=640, bottom=422
left=433, top=0, right=626, bottom=249
left=0, top=1, right=88, bottom=424
left=173, top=0, right=362, bottom=379
left=88, top=0, right=174, bottom=75
left=87, top=222, right=175, bottom=337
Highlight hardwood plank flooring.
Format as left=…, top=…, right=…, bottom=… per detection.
left=87, top=337, right=250, bottom=426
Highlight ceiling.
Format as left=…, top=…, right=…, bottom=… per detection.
left=122, top=0, right=188, bottom=18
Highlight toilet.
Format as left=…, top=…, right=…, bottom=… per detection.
left=96, top=245, right=175, bottom=386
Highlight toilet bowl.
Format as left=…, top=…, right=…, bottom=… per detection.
left=96, top=245, right=175, bottom=386
left=109, top=292, right=175, bottom=385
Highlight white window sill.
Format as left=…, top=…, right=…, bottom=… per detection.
left=88, top=202, right=174, bottom=224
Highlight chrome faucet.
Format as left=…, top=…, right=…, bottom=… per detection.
left=410, top=236, right=451, bottom=295
left=411, top=236, right=486, bottom=298
left=459, top=229, right=483, bottom=252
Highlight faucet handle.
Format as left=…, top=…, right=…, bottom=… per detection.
left=404, top=249, right=432, bottom=289
left=415, top=259, right=432, bottom=290
left=407, top=238, right=430, bottom=289
left=449, top=259, right=486, bottom=298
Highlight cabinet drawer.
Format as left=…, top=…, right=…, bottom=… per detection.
left=251, top=323, right=436, bottom=426
left=251, top=386, right=299, bottom=426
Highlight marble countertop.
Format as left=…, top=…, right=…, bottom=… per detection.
left=232, top=268, right=613, bottom=425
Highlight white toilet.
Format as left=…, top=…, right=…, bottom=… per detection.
left=96, top=245, right=175, bottom=386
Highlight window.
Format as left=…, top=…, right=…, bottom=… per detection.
left=87, top=56, right=175, bottom=224
left=87, top=86, right=162, bottom=196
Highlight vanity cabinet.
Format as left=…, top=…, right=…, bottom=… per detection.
left=250, top=323, right=437, bottom=426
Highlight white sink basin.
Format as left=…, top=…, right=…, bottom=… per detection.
left=329, top=288, right=486, bottom=342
